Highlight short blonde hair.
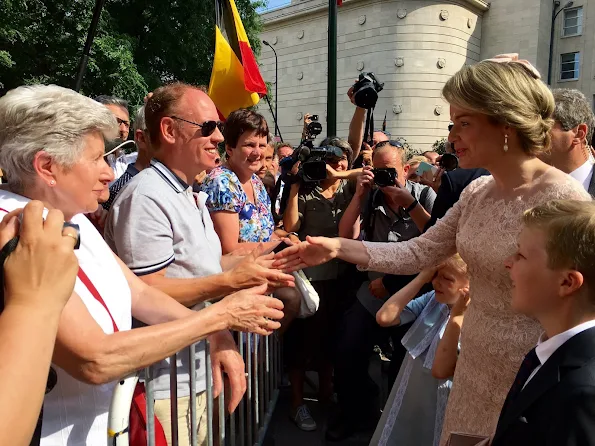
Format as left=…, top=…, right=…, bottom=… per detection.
left=443, top=61, right=555, bottom=155
left=406, top=155, right=427, bottom=167
left=443, top=253, right=468, bottom=277
left=523, top=200, right=595, bottom=294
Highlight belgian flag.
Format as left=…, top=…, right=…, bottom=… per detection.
left=208, top=0, right=267, bottom=118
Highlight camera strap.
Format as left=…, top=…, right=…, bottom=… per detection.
left=363, top=107, right=375, bottom=145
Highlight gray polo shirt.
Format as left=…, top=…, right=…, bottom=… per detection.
left=361, top=181, right=435, bottom=243
left=105, top=159, right=223, bottom=399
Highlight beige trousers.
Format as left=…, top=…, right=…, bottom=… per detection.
left=154, top=391, right=208, bottom=446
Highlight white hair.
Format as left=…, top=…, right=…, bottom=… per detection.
left=134, top=105, right=146, bottom=132
left=0, top=85, right=118, bottom=191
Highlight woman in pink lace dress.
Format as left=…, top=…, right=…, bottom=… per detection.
left=274, top=59, right=591, bottom=443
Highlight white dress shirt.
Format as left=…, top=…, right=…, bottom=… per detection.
left=569, top=159, right=594, bottom=192
left=524, top=320, right=595, bottom=388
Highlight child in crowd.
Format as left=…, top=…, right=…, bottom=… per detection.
left=491, top=200, right=595, bottom=446
left=370, top=255, right=470, bottom=446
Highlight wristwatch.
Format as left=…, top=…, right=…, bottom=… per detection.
left=404, top=199, right=419, bottom=213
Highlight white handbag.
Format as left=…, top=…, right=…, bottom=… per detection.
left=292, top=269, right=320, bottom=318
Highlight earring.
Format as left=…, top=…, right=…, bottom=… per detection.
left=503, top=134, right=509, bottom=152
left=49, top=180, right=56, bottom=186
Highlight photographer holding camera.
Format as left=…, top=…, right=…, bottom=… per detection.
left=329, top=141, right=436, bottom=441
left=282, top=135, right=356, bottom=431
left=347, top=73, right=386, bottom=161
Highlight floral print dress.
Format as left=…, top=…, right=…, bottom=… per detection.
left=202, top=165, right=275, bottom=242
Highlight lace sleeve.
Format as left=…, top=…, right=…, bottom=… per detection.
left=359, top=175, right=490, bottom=275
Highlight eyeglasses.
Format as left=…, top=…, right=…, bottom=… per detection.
left=170, top=116, right=224, bottom=137
left=116, top=117, right=130, bottom=128
left=374, top=140, right=404, bottom=150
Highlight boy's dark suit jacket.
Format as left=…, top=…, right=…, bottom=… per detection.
left=492, top=326, right=595, bottom=446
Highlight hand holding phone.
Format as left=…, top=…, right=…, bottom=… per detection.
left=416, top=161, right=439, bottom=177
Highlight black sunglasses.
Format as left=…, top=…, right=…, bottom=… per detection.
left=170, top=116, right=224, bottom=137
left=375, top=140, right=404, bottom=150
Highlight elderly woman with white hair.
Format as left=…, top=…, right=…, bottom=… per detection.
left=0, top=84, right=285, bottom=446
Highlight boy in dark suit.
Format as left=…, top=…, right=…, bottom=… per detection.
left=493, top=199, right=595, bottom=446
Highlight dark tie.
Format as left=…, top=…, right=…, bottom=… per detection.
left=506, top=347, right=540, bottom=404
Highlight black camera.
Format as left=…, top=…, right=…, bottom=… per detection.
left=373, top=168, right=397, bottom=187
left=352, top=72, right=384, bottom=109
left=292, top=145, right=345, bottom=182
left=438, top=153, right=459, bottom=171
left=304, top=115, right=322, bottom=141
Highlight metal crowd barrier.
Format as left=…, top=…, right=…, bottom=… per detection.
left=109, top=332, right=282, bottom=446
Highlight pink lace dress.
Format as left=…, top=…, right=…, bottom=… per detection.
left=360, top=170, right=590, bottom=444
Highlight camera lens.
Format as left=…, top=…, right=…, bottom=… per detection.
left=439, top=153, right=459, bottom=171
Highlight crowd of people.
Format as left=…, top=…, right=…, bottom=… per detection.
left=2, top=52, right=595, bottom=446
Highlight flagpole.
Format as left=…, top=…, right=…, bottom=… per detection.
left=327, top=0, right=338, bottom=137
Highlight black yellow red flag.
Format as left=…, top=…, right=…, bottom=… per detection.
left=208, top=0, right=267, bottom=118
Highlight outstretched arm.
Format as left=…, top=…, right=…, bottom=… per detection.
left=274, top=195, right=461, bottom=275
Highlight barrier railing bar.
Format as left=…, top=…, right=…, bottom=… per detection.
left=206, top=341, right=214, bottom=446
left=265, top=336, right=270, bottom=421
left=123, top=333, right=281, bottom=446
left=189, top=344, right=198, bottom=446
left=258, top=335, right=264, bottom=428
left=238, top=332, right=245, bottom=446
left=254, top=334, right=260, bottom=432
left=170, top=355, right=179, bottom=446
left=218, top=378, right=225, bottom=444
left=146, top=366, right=156, bottom=446
left=255, top=389, right=279, bottom=446
left=246, top=334, right=253, bottom=446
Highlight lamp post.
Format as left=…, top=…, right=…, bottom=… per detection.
left=327, top=0, right=338, bottom=137
left=262, top=40, right=279, bottom=137
left=548, top=0, right=574, bottom=85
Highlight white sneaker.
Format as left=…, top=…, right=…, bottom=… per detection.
left=290, top=404, right=317, bottom=431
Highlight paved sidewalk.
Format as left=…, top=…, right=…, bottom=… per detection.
left=263, top=356, right=389, bottom=446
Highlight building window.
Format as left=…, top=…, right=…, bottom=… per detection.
left=563, top=7, right=583, bottom=37
left=560, top=52, right=580, bottom=81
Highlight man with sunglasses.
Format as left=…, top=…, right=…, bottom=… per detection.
left=105, top=83, right=293, bottom=445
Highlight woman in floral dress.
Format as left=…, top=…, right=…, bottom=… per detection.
left=202, top=109, right=276, bottom=253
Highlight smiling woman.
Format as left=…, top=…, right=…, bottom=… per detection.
left=202, top=109, right=277, bottom=254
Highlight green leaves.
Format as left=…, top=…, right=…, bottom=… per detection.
left=0, top=0, right=264, bottom=110
left=432, top=138, right=448, bottom=155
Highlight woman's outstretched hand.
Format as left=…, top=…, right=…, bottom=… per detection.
left=272, top=236, right=341, bottom=272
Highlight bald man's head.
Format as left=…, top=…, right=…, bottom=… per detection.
left=145, top=83, right=212, bottom=147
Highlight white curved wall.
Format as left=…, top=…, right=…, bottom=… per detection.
left=259, top=0, right=484, bottom=151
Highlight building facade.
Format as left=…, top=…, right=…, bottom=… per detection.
left=258, top=0, right=595, bottom=151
